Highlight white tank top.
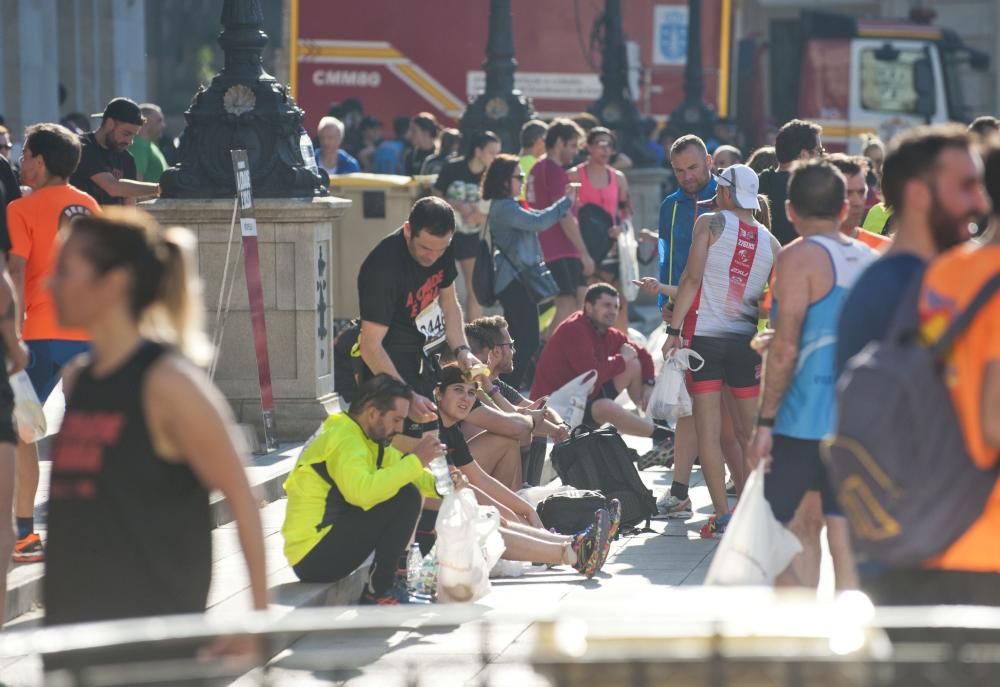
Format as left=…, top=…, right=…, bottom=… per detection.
left=693, top=210, right=775, bottom=337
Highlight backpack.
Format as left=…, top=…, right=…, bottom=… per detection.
left=536, top=489, right=609, bottom=535
left=822, top=272, right=1000, bottom=566
left=550, top=425, right=657, bottom=531
left=471, top=215, right=497, bottom=307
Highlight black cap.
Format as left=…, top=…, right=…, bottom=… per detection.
left=91, top=97, right=145, bottom=126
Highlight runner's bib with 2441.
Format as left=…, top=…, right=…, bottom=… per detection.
left=416, top=298, right=446, bottom=354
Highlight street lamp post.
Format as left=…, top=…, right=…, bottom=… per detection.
left=459, top=0, right=534, bottom=154
left=160, top=0, right=327, bottom=199
left=589, top=0, right=647, bottom=163
left=668, top=0, right=716, bottom=140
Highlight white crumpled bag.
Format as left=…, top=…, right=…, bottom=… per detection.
left=547, top=369, right=598, bottom=430
left=647, top=348, right=704, bottom=423
left=618, top=220, right=640, bottom=302
left=436, top=489, right=505, bottom=603
left=705, top=463, right=803, bottom=586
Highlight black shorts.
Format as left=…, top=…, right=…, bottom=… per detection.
left=688, top=335, right=761, bottom=397
left=0, top=374, right=13, bottom=446
left=546, top=257, right=584, bottom=296
left=583, top=380, right=619, bottom=428
left=763, top=435, right=841, bottom=523
left=452, top=232, right=480, bottom=261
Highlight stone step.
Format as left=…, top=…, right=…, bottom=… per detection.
left=4, top=443, right=304, bottom=625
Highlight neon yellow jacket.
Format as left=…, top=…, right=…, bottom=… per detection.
left=862, top=202, right=892, bottom=235
left=281, top=412, right=438, bottom=566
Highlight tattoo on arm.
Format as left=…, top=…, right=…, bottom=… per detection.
left=708, top=213, right=726, bottom=239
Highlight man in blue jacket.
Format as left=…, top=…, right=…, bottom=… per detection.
left=653, top=134, right=716, bottom=511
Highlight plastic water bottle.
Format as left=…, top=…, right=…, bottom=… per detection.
left=406, top=542, right=422, bottom=593
left=429, top=456, right=452, bottom=496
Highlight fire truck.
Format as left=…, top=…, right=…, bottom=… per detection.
left=289, top=1, right=988, bottom=151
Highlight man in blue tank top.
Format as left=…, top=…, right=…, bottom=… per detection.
left=747, top=160, right=876, bottom=592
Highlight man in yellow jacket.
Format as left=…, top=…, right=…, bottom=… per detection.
left=282, top=374, right=446, bottom=605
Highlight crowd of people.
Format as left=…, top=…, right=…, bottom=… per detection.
left=0, top=84, right=996, bottom=653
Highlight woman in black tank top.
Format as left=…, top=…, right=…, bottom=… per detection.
left=43, top=209, right=267, bottom=651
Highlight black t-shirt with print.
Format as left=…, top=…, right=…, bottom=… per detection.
left=433, top=158, right=484, bottom=234
left=358, top=228, right=457, bottom=354
left=439, top=421, right=474, bottom=468
left=70, top=132, right=138, bottom=206
left=0, top=155, right=20, bottom=254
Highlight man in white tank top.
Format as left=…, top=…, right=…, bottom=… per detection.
left=662, top=164, right=780, bottom=535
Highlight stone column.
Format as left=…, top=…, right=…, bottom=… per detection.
left=143, top=195, right=350, bottom=442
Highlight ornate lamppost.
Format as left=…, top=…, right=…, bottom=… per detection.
left=589, top=0, right=647, bottom=163
left=668, top=0, right=716, bottom=139
left=459, top=0, right=534, bottom=154
left=160, top=0, right=327, bottom=198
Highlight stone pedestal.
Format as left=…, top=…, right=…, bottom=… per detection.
left=143, top=196, right=350, bottom=441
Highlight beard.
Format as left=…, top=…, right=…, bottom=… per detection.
left=928, top=192, right=973, bottom=252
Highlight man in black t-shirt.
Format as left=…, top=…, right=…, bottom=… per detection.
left=357, top=196, right=483, bottom=437
left=0, top=154, right=21, bottom=257
left=70, top=98, right=159, bottom=205
left=757, top=119, right=823, bottom=245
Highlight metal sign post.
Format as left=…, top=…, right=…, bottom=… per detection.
left=230, top=150, right=279, bottom=451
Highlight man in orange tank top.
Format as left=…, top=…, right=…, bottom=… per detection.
left=7, top=124, right=98, bottom=563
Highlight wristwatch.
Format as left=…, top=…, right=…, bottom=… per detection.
left=755, top=416, right=775, bottom=428
left=665, top=325, right=682, bottom=337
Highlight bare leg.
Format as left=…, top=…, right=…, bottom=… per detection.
left=590, top=399, right=654, bottom=438
left=611, top=356, right=644, bottom=407
left=614, top=292, right=629, bottom=334
left=725, top=392, right=758, bottom=495
left=503, top=520, right=572, bottom=544
left=14, top=439, right=38, bottom=526
left=826, top=516, right=859, bottom=591
left=468, top=432, right=522, bottom=490
left=671, top=415, right=698, bottom=485
left=775, top=492, right=824, bottom=588
left=499, top=526, right=571, bottom=565
left=458, top=257, right=483, bottom=321
left=545, top=294, right=578, bottom=339
left=0, top=443, right=14, bottom=622
left=691, top=391, right=729, bottom=515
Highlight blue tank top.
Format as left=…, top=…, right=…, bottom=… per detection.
left=772, top=235, right=876, bottom=440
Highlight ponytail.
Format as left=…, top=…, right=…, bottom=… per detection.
left=68, top=208, right=213, bottom=366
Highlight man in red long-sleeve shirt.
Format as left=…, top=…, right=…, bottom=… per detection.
left=532, top=283, right=674, bottom=463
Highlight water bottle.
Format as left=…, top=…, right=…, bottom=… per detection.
left=429, top=456, right=452, bottom=496
left=406, top=542, right=422, bottom=593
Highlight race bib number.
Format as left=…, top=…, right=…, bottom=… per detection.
left=415, top=298, right=446, bottom=353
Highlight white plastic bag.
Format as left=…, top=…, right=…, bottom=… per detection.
left=705, top=463, right=803, bottom=586
left=436, top=489, right=503, bottom=603
left=647, top=348, right=704, bottom=423
left=547, top=369, right=598, bottom=430
left=618, top=220, right=640, bottom=302
left=10, top=370, right=46, bottom=443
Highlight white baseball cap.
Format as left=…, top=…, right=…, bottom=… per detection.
left=712, top=164, right=761, bottom=211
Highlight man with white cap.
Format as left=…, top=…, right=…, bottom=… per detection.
left=661, top=164, right=780, bottom=536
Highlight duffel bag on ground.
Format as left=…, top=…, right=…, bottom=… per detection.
left=536, top=489, right=608, bottom=535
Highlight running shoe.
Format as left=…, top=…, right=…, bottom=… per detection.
left=655, top=493, right=692, bottom=519
left=592, top=499, right=622, bottom=572
left=572, top=509, right=611, bottom=578
left=726, top=477, right=737, bottom=496
left=360, top=582, right=431, bottom=605
left=13, top=532, right=43, bottom=563
left=637, top=435, right=674, bottom=470
left=699, top=512, right=732, bottom=539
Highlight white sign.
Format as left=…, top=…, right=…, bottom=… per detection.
left=240, top=217, right=258, bottom=237
left=653, top=5, right=689, bottom=66
left=466, top=71, right=602, bottom=101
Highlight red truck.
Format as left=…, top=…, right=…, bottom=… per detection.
left=290, top=1, right=987, bottom=152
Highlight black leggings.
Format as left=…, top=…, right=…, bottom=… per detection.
left=293, top=484, right=422, bottom=595
left=498, top=278, right=539, bottom=391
